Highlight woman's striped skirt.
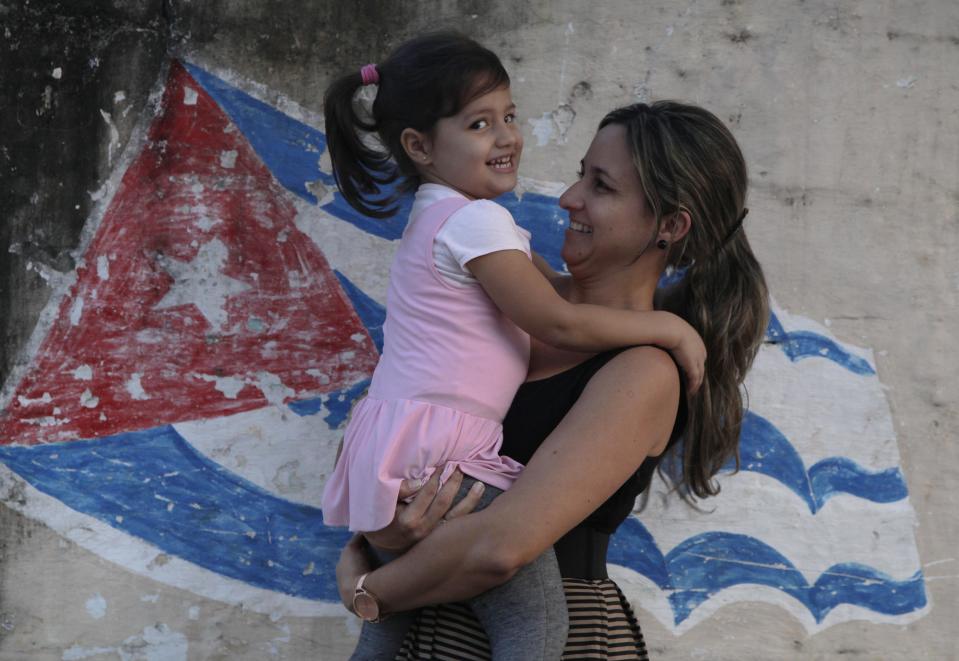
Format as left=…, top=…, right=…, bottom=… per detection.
left=395, top=578, right=649, bottom=660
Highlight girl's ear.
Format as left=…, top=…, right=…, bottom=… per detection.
left=661, top=208, right=692, bottom=244
left=400, top=128, right=433, bottom=165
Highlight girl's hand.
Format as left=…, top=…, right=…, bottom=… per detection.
left=337, top=534, right=374, bottom=612
left=665, top=316, right=706, bottom=394
left=363, top=467, right=485, bottom=554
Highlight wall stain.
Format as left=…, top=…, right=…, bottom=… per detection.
left=727, top=28, right=752, bottom=44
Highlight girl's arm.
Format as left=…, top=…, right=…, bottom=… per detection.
left=467, top=249, right=704, bottom=392
left=337, top=346, right=680, bottom=612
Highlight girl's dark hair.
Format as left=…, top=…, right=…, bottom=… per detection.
left=324, top=31, right=510, bottom=218
left=600, top=101, right=770, bottom=501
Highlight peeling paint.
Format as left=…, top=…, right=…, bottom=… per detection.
left=250, top=371, right=296, bottom=407
left=18, top=392, right=52, bottom=407
left=195, top=373, right=247, bottom=399
left=84, top=593, right=106, bottom=619
left=99, top=109, right=121, bottom=166
left=88, top=185, right=108, bottom=202
left=528, top=104, right=576, bottom=146
left=79, top=389, right=99, bottom=409
left=63, top=645, right=115, bottom=660
left=194, top=214, right=219, bottom=232
left=62, top=624, right=187, bottom=661
left=219, top=149, right=238, bottom=168
left=529, top=112, right=556, bottom=146
left=125, top=373, right=149, bottom=401
left=69, top=296, right=84, bottom=326
left=306, top=369, right=331, bottom=385
left=96, top=255, right=110, bottom=281
left=896, top=75, right=918, bottom=89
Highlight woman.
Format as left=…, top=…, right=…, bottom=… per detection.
left=335, top=101, right=770, bottom=659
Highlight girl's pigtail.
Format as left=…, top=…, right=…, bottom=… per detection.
left=323, top=72, right=400, bottom=218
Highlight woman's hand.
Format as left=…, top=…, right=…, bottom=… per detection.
left=337, top=534, right=373, bottom=612
left=363, top=467, right=485, bottom=554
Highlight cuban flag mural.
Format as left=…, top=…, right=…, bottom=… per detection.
left=0, top=60, right=928, bottom=631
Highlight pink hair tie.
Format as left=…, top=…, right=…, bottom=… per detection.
left=360, top=63, right=379, bottom=85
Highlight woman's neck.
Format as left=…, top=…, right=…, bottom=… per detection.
left=525, top=270, right=660, bottom=381
left=564, top=271, right=657, bottom=312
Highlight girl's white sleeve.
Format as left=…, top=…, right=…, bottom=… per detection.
left=433, top=200, right=532, bottom=281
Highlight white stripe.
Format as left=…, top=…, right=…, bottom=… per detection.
left=174, top=403, right=341, bottom=510
left=639, top=471, right=921, bottom=582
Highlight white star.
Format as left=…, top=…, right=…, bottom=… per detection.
left=154, top=239, right=250, bottom=332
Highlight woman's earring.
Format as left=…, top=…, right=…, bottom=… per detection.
left=657, top=239, right=669, bottom=250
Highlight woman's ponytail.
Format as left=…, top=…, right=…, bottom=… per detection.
left=602, top=101, right=770, bottom=500
left=662, top=231, right=769, bottom=498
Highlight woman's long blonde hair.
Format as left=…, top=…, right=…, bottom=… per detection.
left=600, top=101, right=769, bottom=500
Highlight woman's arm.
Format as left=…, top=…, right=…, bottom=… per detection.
left=337, top=346, right=681, bottom=613
left=467, top=250, right=704, bottom=392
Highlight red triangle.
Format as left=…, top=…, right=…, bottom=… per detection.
left=1, top=61, right=378, bottom=445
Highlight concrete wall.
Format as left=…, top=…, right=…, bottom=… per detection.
left=1, top=1, right=956, bottom=659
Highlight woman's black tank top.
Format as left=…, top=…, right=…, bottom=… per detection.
left=500, top=348, right=687, bottom=579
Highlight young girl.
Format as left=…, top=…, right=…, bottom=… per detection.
left=320, top=32, right=704, bottom=660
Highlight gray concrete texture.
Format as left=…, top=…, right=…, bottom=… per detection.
left=1, top=0, right=957, bottom=658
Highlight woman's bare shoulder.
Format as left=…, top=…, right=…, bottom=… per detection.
left=576, top=346, right=680, bottom=456
left=596, top=345, right=681, bottom=394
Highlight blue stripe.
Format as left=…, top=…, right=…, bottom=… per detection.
left=288, top=378, right=372, bottom=428
left=609, top=518, right=927, bottom=625
left=736, top=411, right=908, bottom=512
left=0, top=429, right=351, bottom=601
left=765, top=312, right=876, bottom=375
left=659, top=412, right=909, bottom=513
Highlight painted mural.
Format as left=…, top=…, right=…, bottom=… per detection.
left=0, top=60, right=927, bottom=633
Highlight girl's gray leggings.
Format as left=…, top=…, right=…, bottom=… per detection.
left=349, top=477, right=568, bottom=660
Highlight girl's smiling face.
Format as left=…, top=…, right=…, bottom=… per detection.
left=418, top=84, right=523, bottom=200
left=559, top=123, right=658, bottom=276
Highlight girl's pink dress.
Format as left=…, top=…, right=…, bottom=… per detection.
left=321, top=196, right=528, bottom=532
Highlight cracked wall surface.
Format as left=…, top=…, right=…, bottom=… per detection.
left=1, top=1, right=957, bottom=659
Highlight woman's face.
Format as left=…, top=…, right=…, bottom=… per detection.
left=559, top=123, right=657, bottom=277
